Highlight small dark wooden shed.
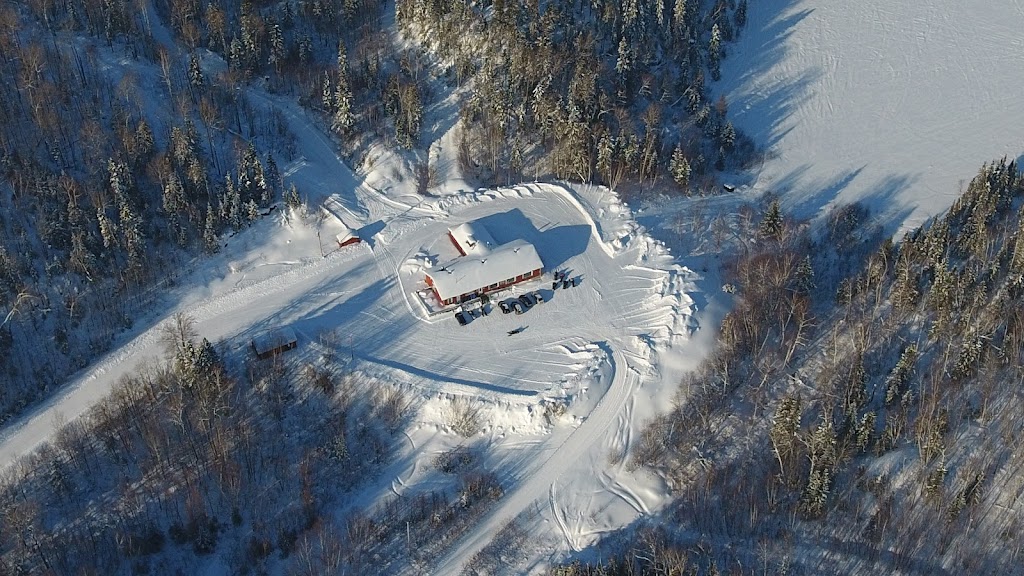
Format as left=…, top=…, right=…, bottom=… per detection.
left=251, top=328, right=298, bottom=360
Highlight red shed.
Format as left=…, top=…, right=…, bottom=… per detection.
left=336, top=227, right=361, bottom=248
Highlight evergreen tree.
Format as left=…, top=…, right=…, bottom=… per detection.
left=885, top=345, right=917, bottom=405
left=203, top=204, right=219, bottom=253
left=615, top=36, right=632, bottom=77
left=237, top=143, right=268, bottom=206
left=892, top=251, right=920, bottom=312
left=222, top=173, right=243, bottom=230
left=189, top=54, right=205, bottom=89
left=669, top=145, right=691, bottom=190
left=118, top=198, right=144, bottom=266
left=673, top=0, right=690, bottom=42
left=708, top=23, right=723, bottom=81
left=843, top=358, right=868, bottom=421
left=332, top=42, right=354, bottom=135
left=927, top=261, right=954, bottom=317
left=229, top=37, right=245, bottom=72
left=108, top=159, right=131, bottom=206
left=97, top=207, right=117, bottom=251
left=795, top=255, right=816, bottom=293
left=596, top=133, right=615, bottom=185
left=162, top=173, right=187, bottom=246
left=239, top=0, right=260, bottom=73
left=759, top=200, right=784, bottom=240
left=264, top=154, right=281, bottom=205
left=953, top=334, right=984, bottom=381
left=108, top=159, right=145, bottom=267
left=268, top=23, right=285, bottom=72
left=770, top=395, right=802, bottom=477
left=801, top=418, right=837, bottom=518
left=1010, top=213, right=1024, bottom=275
left=0, top=245, right=16, bottom=296
left=721, top=121, right=736, bottom=150
left=281, top=1, right=293, bottom=28
left=132, top=121, right=155, bottom=166
left=175, top=337, right=221, bottom=389
left=854, top=412, right=876, bottom=452
left=623, top=133, right=640, bottom=169
left=245, top=199, right=260, bottom=222
left=285, top=183, right=302, bottom=210
left=321, top=71, right=333, bottom=112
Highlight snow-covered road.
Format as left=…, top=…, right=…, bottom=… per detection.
left=431, top=346, right=639, bottom=574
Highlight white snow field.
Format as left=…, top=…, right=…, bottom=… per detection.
left=720, top=0, right=1024, bottom=233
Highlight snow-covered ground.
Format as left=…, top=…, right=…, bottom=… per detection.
left=720, top=0, right=1024, bottom=234
left=0, top=77, right=715, bottom=572
left=5, top=1, right=1022, bottom=571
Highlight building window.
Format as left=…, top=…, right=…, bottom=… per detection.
left=507, top=278, right=514, bottom=284
left=489, top=283, right=498, bottom=289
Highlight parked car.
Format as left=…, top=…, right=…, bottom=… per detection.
left=511, top=300, right=524, bottom=315
left=518, top=294, right=535, bottom=309
left=455, top=311, right=468, bottom=325
left=532, top=291, right=544, bottom=303
left=499, top=300, right=511, bottom=314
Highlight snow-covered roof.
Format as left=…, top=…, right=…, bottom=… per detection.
left=427, top=239, right=543, bottom=301
left=449, top=222, right=497, bottom=255
left=251, top=327, right=298, bottom=355
left=336, top=227, right=358, bottom=244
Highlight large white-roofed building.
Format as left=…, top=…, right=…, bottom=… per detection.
left=426, top=222, right=544, bottom=306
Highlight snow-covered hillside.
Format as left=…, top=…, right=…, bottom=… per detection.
left=720, top=0, right=1024, bottom=233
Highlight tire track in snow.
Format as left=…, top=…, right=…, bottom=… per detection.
left=431, top=345, right=637, bottom=575
left=599, top=471, right=650, bottom=516
left=548, top=483, right=579, bottom=552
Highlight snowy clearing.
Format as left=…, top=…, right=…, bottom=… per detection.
left=720, top=0, right=1024, bottom=234
left=0, top=82, right=709, bottom=571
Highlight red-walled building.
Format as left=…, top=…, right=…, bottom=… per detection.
left=425, top=221, right=544, bottom=306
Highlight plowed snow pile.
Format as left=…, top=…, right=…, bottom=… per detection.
left=721, top=0, right=1024, bottom=232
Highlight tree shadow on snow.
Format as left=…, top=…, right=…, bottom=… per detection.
left=717, top=4, right=819, bottom=151
left=232, top=273, right=396, bottom=357
left=562, top=505, right=956, bottom=576
left=354, top=352, right=538, bottom=398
